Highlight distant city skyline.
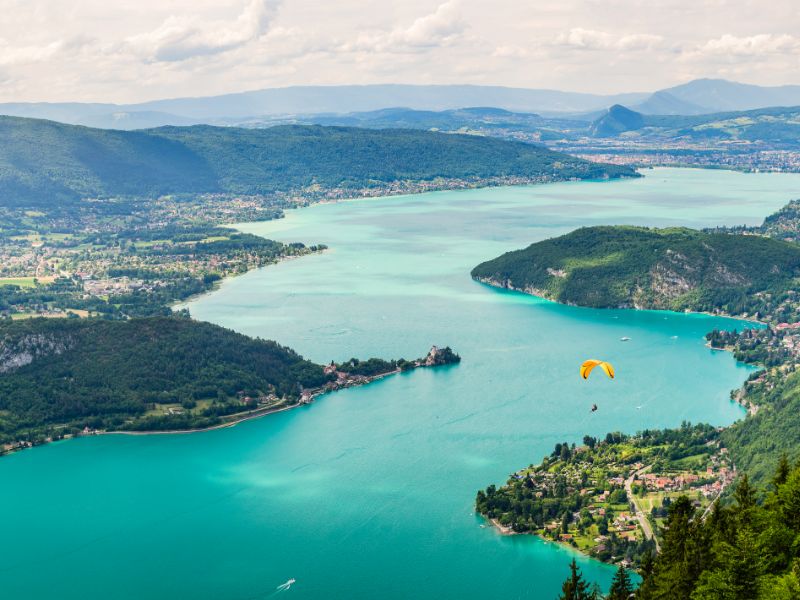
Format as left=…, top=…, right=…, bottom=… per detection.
left=1, top=0, right=799, bottom=103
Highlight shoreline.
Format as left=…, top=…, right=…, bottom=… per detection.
left=2, top=354, right=458, bottom=457
left=472, top=276, right=767, bottom=327
left=103, top=367, right=404, bottom=437
left=173, top=247, right=327, bottom=309
left=474, top=277, right=764, bottom=564
left=485, top=517, right=623, bottom=566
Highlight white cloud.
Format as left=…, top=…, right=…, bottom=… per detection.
left=340, top=1, right=466, bottom=54
left=393, top=0, right=464, bottom=48
left=554, top=28, right=665, bottom=51
left=617, top=34, right=666, bottom=51
left=127, top=0, right=280, bottom=62
left=555, top=28, right=613, bottom=50
left=698, top=33, right=800, bottom=56
left=0, top=0, right=798, bottom=102
left=0, top=40, right=63, bottom=66
left=492, top=45, right=529, bottom=59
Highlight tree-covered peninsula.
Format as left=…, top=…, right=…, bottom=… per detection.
left=0, top=316, right=459, bottom=452
left=471, top=225, right=800, bottom=316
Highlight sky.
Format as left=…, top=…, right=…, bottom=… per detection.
left=1, top=0, right=799, bottom=103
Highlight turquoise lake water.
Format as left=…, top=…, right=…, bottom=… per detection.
left=4, top=168, right=800, bottom=599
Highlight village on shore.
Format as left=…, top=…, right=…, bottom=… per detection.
left=476, top=425, right=736, bottom=568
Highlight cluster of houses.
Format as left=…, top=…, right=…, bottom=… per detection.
left=82, top=276, right=152, bottom=296
left=567, top=147, right=800, bottom=173
left=519, top=441, right=738, bottom=560
left=636, top=451, right=736, bottom=499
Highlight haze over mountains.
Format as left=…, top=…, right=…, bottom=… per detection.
left=3, top=79, right=800, bottom=130
left=631, top=79, right=800, bottom=115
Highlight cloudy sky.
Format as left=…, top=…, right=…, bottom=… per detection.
left=1, top=0, right=799, bottom=103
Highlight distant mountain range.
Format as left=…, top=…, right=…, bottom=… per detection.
left=248, top=103, right=800, bottom=148
left=0, top=115, right=636, bottom=208
left=634, top=79, right=800, bottom=115
left=3, top=79, right=800, bottom=130
left=316, top=102, right=800, bottom=149
left=0, top=85, right=647, bottom=130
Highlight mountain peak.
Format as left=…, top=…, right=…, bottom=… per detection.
left=589, top=104, right=644, bottom=137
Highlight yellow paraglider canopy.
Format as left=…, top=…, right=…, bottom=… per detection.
left=580, top=359, right=615, bottom=380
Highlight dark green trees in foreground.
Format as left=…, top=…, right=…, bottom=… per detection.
left=557, top=458, right=800, bottom=599
left=607, top=566, right=634, bottom=599
left=557, top=560, right=631, bottom=600
left=558, top=559, right=599, bottom=600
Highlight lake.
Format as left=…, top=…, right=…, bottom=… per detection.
left=3, top=168, right=800, bottom=599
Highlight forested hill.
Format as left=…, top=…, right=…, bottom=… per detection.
left=0, top=115, right=636, bottom=208
left=0, top=316, right=328, bottom=441
left=589, top=103, right=800, bottom=146
left=471, top=225, right=800, bottom=315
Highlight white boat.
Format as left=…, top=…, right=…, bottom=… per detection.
left=620, top=336, right=631, bottom=342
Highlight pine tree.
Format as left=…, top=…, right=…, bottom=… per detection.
left=734, top=474, right=757, bottom=529
left=559, top=559, right=592, bottom=600
left=773, top=453, right=790, bottom=489
left=607, top=565, right=633, bottom=599
left=777, top=468, right=800, bottom=531
left=640, top=496, right=710, bottom=599
left=734, top=474, right=757, bottom=511
left=634, top=551, right=656, bottom=599
left=727, top=531, right=760, bottom=599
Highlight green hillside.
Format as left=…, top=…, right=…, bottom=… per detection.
left=0, top=316, right=328, bottom=441
left=0, top=116, right=636, bottom=208
left=724, top=370, right=800, bottom=478
left=471, top=225, right=800, bottom=314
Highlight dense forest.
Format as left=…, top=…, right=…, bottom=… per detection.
left=722, top=369, right=800, bottom=486
left=0, top=316, right=329, bottom=443
left=471, top=225, right=800, bottom=315
left=0, top=116, right=637, bottom=208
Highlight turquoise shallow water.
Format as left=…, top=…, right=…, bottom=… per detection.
left=4, top=168, right=800, bottom=599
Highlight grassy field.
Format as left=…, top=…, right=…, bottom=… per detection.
left=10, top=308, right=90, bottom=319
left=144, top=399, right=214, bottom=418
left=0, top=276, right=55, bottom=288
